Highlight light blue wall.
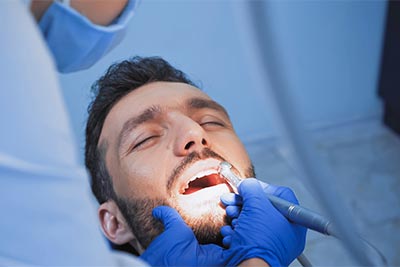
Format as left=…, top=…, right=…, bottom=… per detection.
left=263, top=1, right=386, bottom=126
left=59, top=1, right=387, bottom=163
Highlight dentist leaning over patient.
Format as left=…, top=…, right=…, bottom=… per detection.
left=0, top=1, right=307, bottom=266
left=0, top=0, right=148, bottom=265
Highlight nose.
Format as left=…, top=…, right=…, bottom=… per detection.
left=173, top=117, right=209, bottom=156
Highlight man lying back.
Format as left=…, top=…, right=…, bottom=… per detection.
left=85, top=56, right=306, bottom=266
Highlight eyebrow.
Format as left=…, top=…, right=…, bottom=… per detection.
left=117, top=97, right=230, bottom=154
left=187, top=97, right=230, bottom=119
left=118, top=105, right=162, bottom=153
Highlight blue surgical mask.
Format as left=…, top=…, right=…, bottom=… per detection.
left=38, top=0, right=137, bottom=73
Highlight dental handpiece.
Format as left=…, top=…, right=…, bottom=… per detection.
left=220, top=162, right=335, bottom=236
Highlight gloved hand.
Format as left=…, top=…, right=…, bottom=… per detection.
left=220, top=178, right=307, bottom=267
left=140, top=206, right=225, bottom=266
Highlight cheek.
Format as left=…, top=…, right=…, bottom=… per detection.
left=212, top=134, right=251, bottom=172
left=115, top=155, right=169, bottom=198
left=230, top=143, right=252, bottom=170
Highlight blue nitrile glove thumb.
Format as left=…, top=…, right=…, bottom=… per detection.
left=222, top=178, right=306, bottom=267
left=140, top=206, right=225, bottom=266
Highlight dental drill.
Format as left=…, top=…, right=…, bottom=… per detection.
left=219, top=161, right=387, bottom=266
left=219, top=161, right=337, bottom=237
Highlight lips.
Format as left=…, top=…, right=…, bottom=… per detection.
left=176, top=158, right=230, bottom=195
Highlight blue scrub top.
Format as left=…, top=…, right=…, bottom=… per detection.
left=0, top=1, right=147, bottom=265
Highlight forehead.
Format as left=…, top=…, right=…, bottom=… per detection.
left=99, top=81, right=212, bottom=143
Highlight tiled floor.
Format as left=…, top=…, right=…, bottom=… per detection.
left=245, top=118, right=400, bottom=266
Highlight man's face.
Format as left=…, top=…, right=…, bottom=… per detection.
left=99, top=82, right=254, bottom=249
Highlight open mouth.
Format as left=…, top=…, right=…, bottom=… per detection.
left=182, top=171, right=227, bottom=195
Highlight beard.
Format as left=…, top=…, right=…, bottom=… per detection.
left=115, top=148, right=256, bottom=251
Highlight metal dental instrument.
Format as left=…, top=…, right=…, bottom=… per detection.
left=219, top=161, right=387, bottom=266
left=219, top=161, right=336, bottom=237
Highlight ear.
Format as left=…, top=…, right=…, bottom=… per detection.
left=98, top=200, right=135, bottom=245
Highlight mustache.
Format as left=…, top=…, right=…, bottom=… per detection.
left=166, top=148, right=227, bottom=192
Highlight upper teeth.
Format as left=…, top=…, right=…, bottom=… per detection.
left=183, top=169, right=218, bottom=191
left=189, top=169, right=218, bottom=182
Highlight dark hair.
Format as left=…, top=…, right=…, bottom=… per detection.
left=85, top=56, right=197, bottom=204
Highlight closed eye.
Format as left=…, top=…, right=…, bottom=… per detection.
left=200, top=121, right=225, bottom=127
left=200, top=121, right=224, bottom=126
left=132, top=136, right=157, bottom=150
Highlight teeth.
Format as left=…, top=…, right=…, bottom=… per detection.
left=182, top=169, right=219, bottom=193
left=189, top=169, right=218, bottom=182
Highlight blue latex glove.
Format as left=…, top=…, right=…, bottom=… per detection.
left=220, top=178, right=307, bottom=267
left=140, top=206, right=225, bottom=266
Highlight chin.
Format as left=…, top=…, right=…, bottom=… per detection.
left=171, top=183, right=230, bottom=244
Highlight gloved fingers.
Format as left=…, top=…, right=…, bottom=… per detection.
left=222, top=235, right=232, bottom=248
left=231, top=218, right=238, bottom=227
left=152, top=205, right=186, bottom=230
left=221, top=225, right=234, bottom=247
left=257, top=180, right=270, bottom=191
left=220, top=193, right=242, bottom=206
left=221, top=225, right=234, bottom=237
left=263, top=184, right=299, bottom=205
left=143, top=206, right=227, bottom=267
left=198, top=244, right=226, bottom=266
left=225, top=205, right=241, bottom=219
left=238, top=178, right=270, bottom=208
